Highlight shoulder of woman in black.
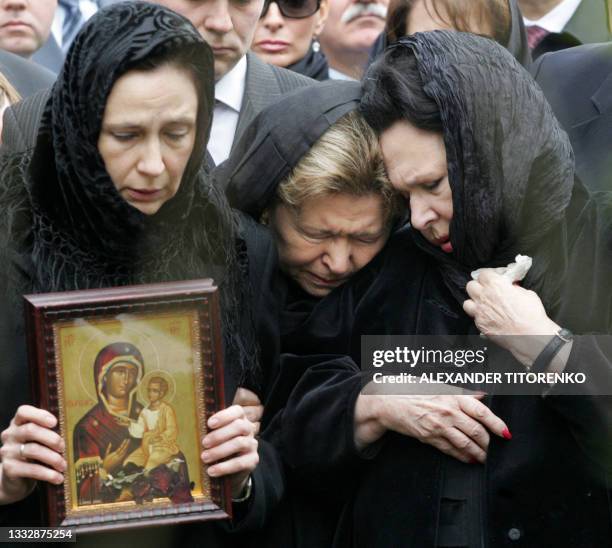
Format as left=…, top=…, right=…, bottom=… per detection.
left=232, top=210, right=285, bottom=398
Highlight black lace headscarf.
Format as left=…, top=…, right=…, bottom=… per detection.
left=361, top=31, right=575, bottom=310
left=0, top=2, right=257, bottom=383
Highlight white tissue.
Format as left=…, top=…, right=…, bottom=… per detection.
left=471, top=254, right=532, bottom=283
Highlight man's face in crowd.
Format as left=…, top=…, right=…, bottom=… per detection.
left=158, top=0, right=266, bottom=80
left=319, top=0, right=388, bottom=59
left=0, top=0, right=57, bottom=58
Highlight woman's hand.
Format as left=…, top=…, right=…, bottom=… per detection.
left=232, top=388, right=263, bottom=435
left=355, top=393, right=510, bottom=463
left=0, top=406, right=66, bottom=505
left=463, top=270, right=561, bottom=365
left=201, top=405, right=259, bottom=499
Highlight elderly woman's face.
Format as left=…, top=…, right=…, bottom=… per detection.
left=98, top=64, right=199, bottom=215
left=380, top=120, right=453, bottom=253
left=252, top=0, right=328, bottom=68
left=270, top=192, right=390, bottom=297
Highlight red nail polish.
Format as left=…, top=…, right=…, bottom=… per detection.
left=502, top=427, right=512, bottom=440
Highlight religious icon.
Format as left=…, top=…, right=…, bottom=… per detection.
left=24, top=280, right=231, bottom=533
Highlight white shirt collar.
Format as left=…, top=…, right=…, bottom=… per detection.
left=523, top=0, right=582, bottom=34
left=215, top=55, right=247, bottom=112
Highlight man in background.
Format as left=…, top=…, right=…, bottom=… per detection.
left=160, top=0, right=314, bottom=166
left=0, top=2, right=56, bottom=107
left=33, top=0, right=120, bottom=73
left=319, top=0, right=388, bottom=80
left=0, top=0, right=56, bottom=61
left=2, top=0, right=314, bottom=166
left=532, top=42, right=612, bottom=191
left=519, top=0, right=611, bottom=58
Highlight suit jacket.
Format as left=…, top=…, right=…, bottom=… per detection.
left=532, top=0, right=612, bottom=58
left=1, top=52, right=315, bottom=159
left=0, top=88, right=49, bottom=154
left=0, top=50, right=55, bottom=98
left=231, top=52, right=314, bottom=157
left=31, top=35, right=64, bottom=75
left=32, top=0, right=126, bottom=74
left=532, top=42, right=612, bottom=191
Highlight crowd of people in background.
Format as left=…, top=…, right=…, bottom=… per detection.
left=0, top=0, right=610, bottom=547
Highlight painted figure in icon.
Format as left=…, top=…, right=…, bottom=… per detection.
left=73, top=343, right=192, bottom=506
left=126, top=376, right=180, bottom=471
left=73, top=342, right=145, bottom=504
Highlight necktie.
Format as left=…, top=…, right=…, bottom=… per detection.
left=59, top=0, right=85, bottom=53
left=527, top=25, right=550, bottom=50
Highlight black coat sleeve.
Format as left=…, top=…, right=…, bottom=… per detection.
left=261, top=353, right=369, bottom=496
left=545, top=336, right=612, bottom=477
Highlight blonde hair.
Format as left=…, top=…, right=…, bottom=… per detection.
left=0, top=72, right=20, bottom=107
left=271, top=110, right=402, bottom=224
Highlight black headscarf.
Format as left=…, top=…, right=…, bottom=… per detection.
left=0, top=2, right=257, bottom=381
left=368, top=0, right=531, bottom=68
left=363, top=31, right=574, bottom=307
left=220, top=80, right=362, bottom=217
left=28, top=2, right=216, bottom=278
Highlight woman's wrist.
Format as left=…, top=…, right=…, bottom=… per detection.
left=510, top=320, right=562, bottom=366
left=530, top=328, right=573, bottom=374
left=354, top=393, right=386, bottom=450
left=231, top=475, right=252, bottom=503
left=0, top=464, right=36, bottom=506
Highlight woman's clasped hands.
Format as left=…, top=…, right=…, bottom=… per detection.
left=355, top=392, right=511, bottom=464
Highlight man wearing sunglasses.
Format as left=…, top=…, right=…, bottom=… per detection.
left=2, top=0, right=315, bottom=168
left=319, top=0, right=388, bottom=80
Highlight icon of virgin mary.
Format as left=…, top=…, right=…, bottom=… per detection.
left=73, top=342, right=144, bottom=504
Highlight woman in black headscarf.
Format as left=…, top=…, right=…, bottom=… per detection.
left=356, top=31, right=612, bottom=546
left=221, top=81, right=406, bottom=392
left=264, top=31, right=612, bottom=547
left=219, top=81, right=411, bottom=546
left=0, top=2, right=260, bottom=529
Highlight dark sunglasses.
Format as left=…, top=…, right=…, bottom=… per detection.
left=261, top=0, right=321, bottom=19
